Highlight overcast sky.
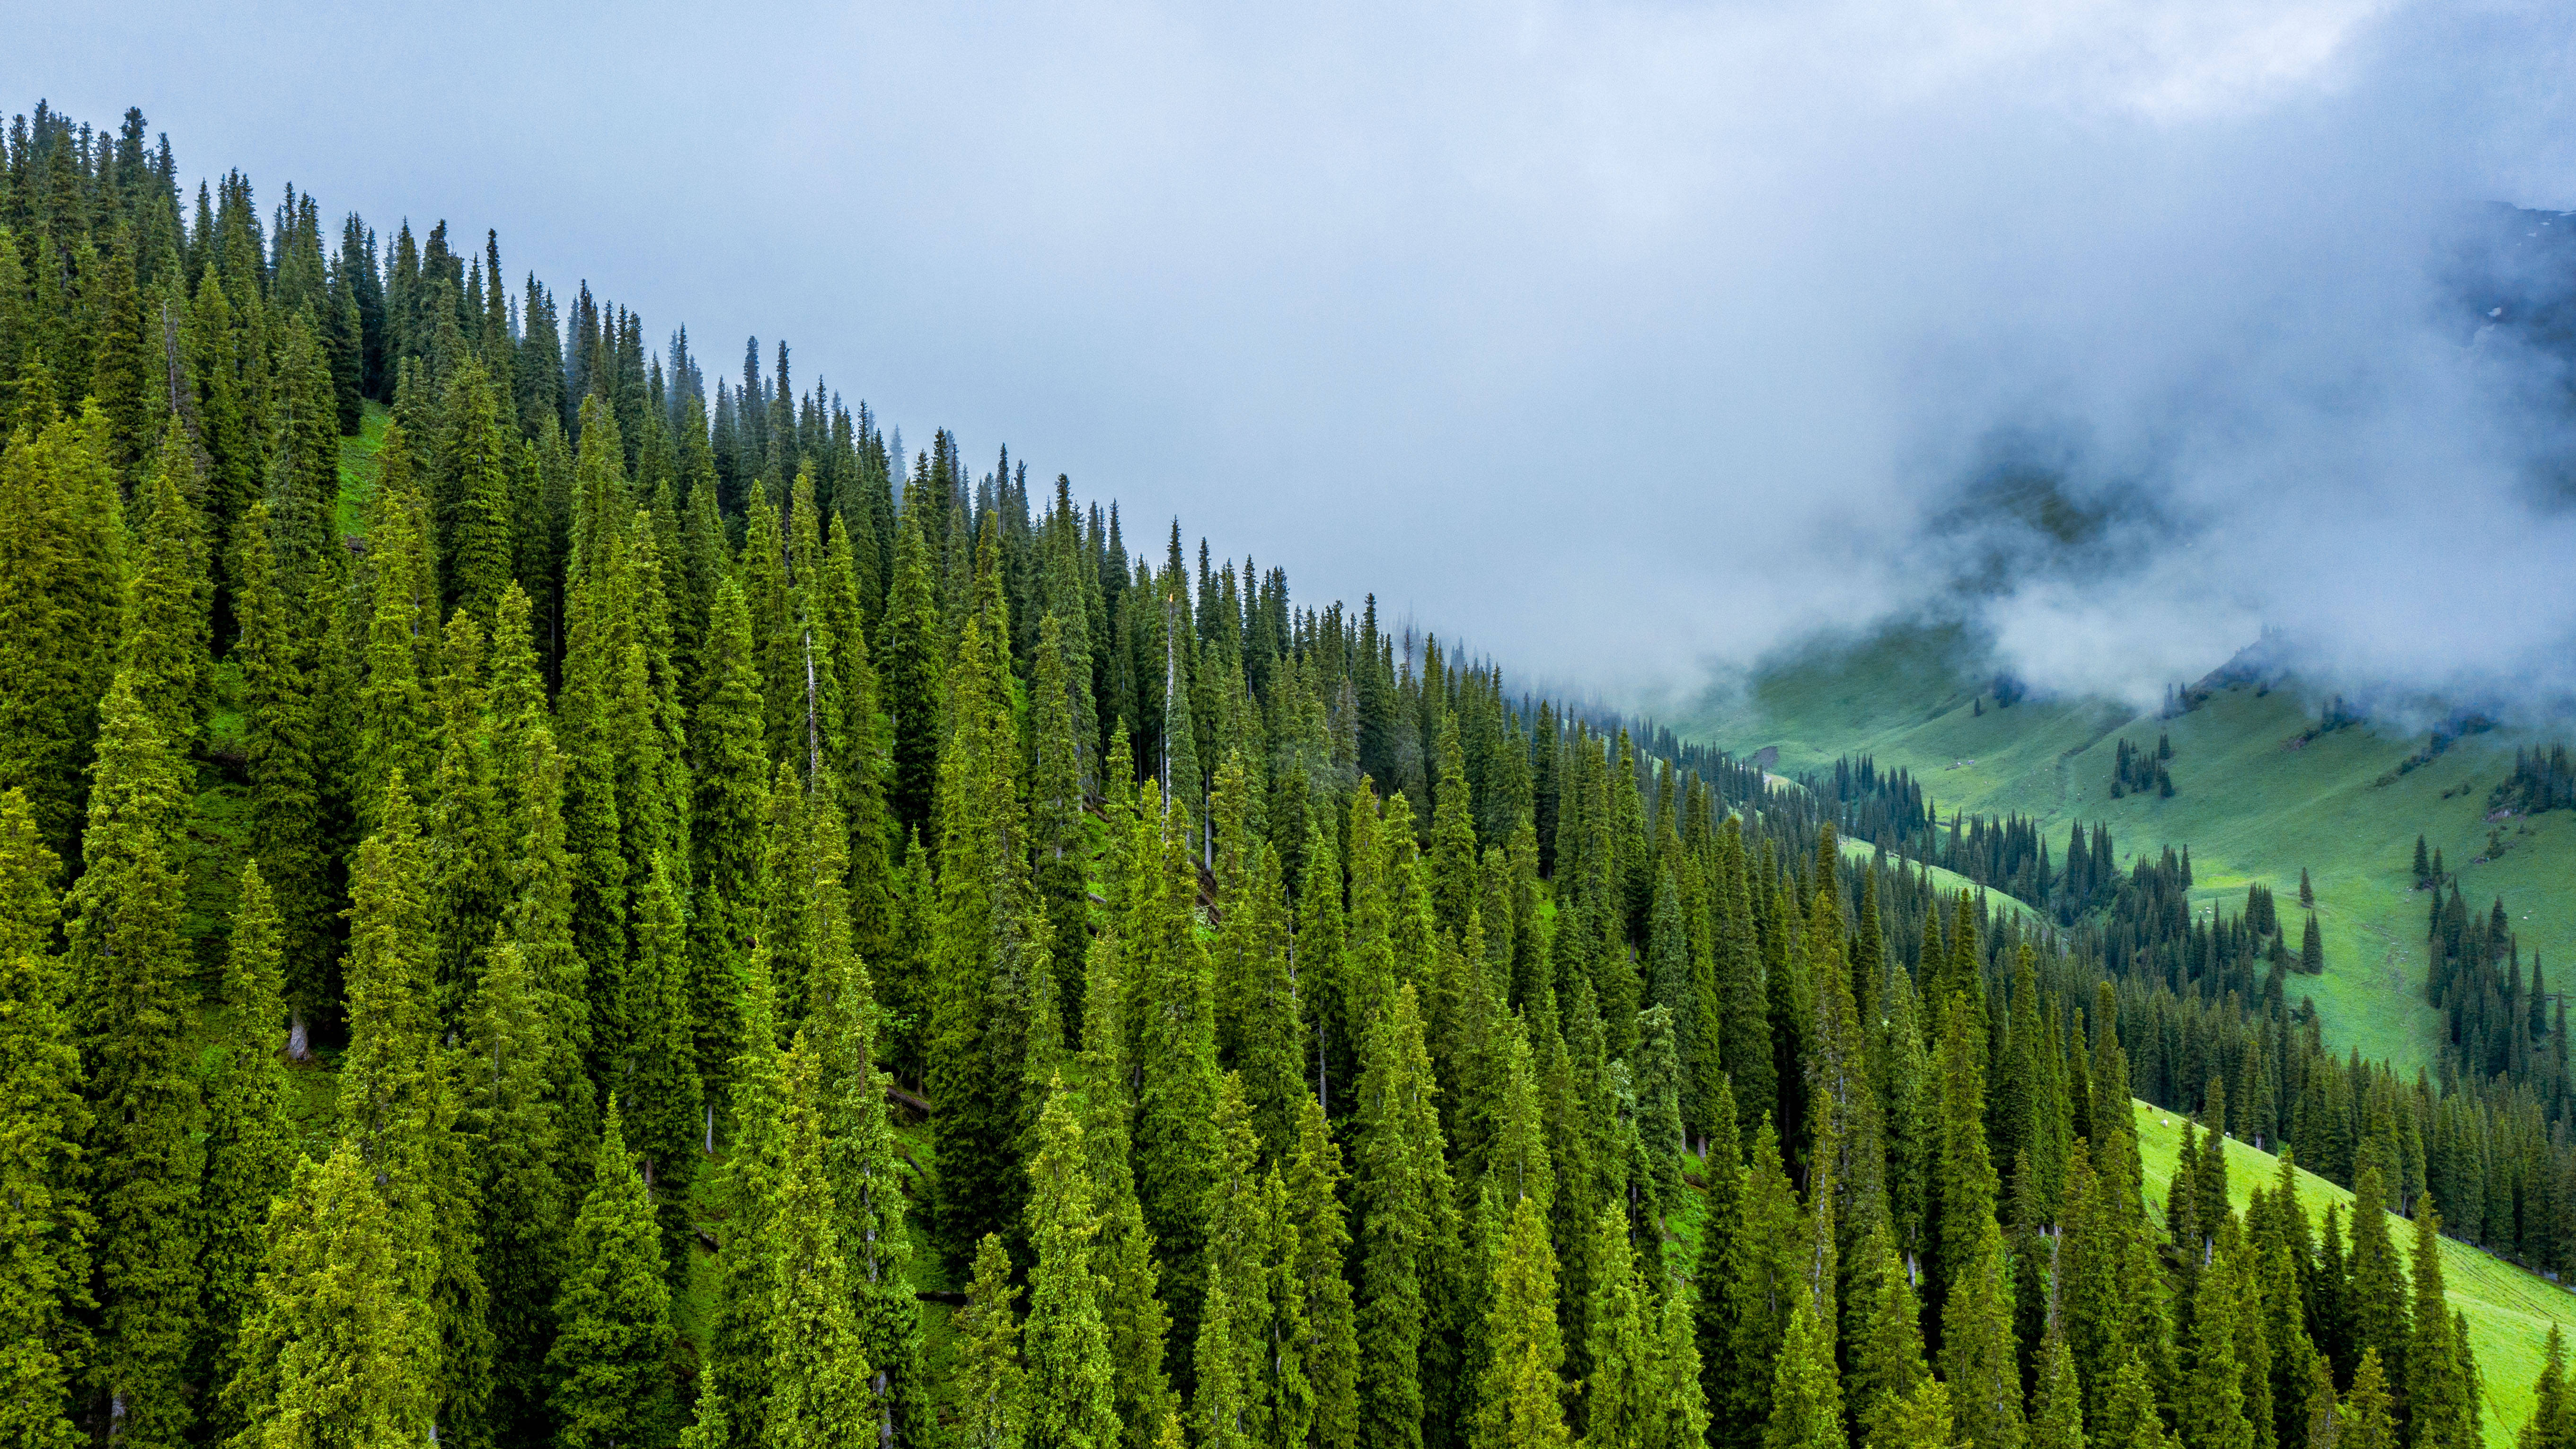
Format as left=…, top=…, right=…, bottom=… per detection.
left=13, top=0, right=2576, bottom=714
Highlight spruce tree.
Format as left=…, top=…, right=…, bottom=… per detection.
left=930, top=572, right=1042, bottom=1272
left=1288, top=1090, right=1362, bottom=1449
left=232, top=503, right=328, bottom=1053
left=2520, top=1328, right=2567, bottom=1449
left=1709, top=1118, right=1799, bottom=1449
left=548, top=1099, right=677, bottom=1447
left=688, top=576, right=768, bottom=1126
left=119, top=422, right=208, bottom=747
left=2180, top=1231, right=2256, bottom=1449
left=1471, top=1191, right=1570, bottom=1449
left=763, top=1039, right=874, bottom=1449
left=198, top=865, right=296, bottom=1441
left=1579, top=1203, right=1651, bottom=1449
left=1357, top=984, right=1458, bottom=1449
left=218, top=1141, right=438, bottom=1448
left=1940, top=1219, right=2024, bottom=1449
left=1025, top=1077, right=1120, bottom=1449
left=69, top=672, right=200, bottom=1449
left=1633, top=1006, right=1686, bottom=1222
left=1850, top=1222, right=1931, bottom=1449
left=341, top=777, right=494, bottom=1442
left=1129, top=791, right=1225, bottom=1362
left=2027, top=1328, right=2084, bottom=1449
left=1643, top=1258, right=1710, bottom=1449
left=961, top=1234, right=1029, bottom=1449
left=623, top=854, right=704, bottom=1278
left=0, top=790, right=86, bottom=1449
left=0, top=402, right=124, bottom=861
left=2345, top=1352, right=2396, bottom=1449
left=811, top=930, right=921, bottom=1449
left=1073, top=933, right=1177, bottom=1449
left=1715, top=824, right=1773, bottom=1142
left=2403, top=1198, right=2474, bottom=1449
left=460, top=928, right=568, bottom=1446
left=2099, top=1353, right=2175, bottom=1449
left=2345, top=1172, right=2407, bottom=1413
left=1763, top=1296, right=1844, bottom=1449
left=698, top=943, right=787, bottom=1449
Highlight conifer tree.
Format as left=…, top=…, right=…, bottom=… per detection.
left=1129, top=791, right=1225, bottom=1360
left=1940, top=1219, right=2023, bottom=1449
left=218, top=1141, right=438, bottom=1449
left=689, top=576, right=768, bottom=1125
left=1633, top=1006, right=1686, bottom=1222
left=1073, top=933, right=1178, bottom=1449
left=2027, top=1328, right=2084, bottom=1449
left=698, top=943, right=787, bottom=1449
left=119, top=422, right=207, bottom=747
left=1472, top=1190, right=1570, bottom=1449
left=2519, top=1328, right=2567, bottom=1449
left=69, top=672, right=200, bottom=1449
left=460, top=929, right=567, bottom=1445
left=1763, top=1295, right=1844, bottom=1449
left=441, top=361, right=517, bottom=624
left=1709, top=1118, right=1799, bottom=1449
left=930, top=564, right=1043, bottom=1270
left=1644, top=1260, right=1710, bottom=1449
left=198, top=865, right=296, bottom=1440
left=810, top=931, right=921, bottom=1449
left=2180, top=1232, right=2256, bottom=1449
left=1885, top=1380, right=1962, bottom=1449
left=961, top=1234, right=1029, bottom=1449
left=1357, top=984, right=1458, bottom=1449
left=233, top=504, right=329, bottom=1053
left=1025, top=1077, right=1121, bottom=1449
left=358, top=422, right=440, bottom=819
left=1850, top=1222, right=1931, bottom=1449
left=2099, top=1354, right=2174, bottom=1449
left=2346, top=1352, right=2397, bottom=1449
left=0, top=402, right=124, bottom=861
left=882, top=500, right=943, bottom=840
left=1580, top=1203, right=1651, bottom=1449
left=1289, top=1089, right=1362, bottom=1449
left=764, top=1040, right=874, bottom=1449
left=1715, top=825, right=1773, bottom=1141
left=2345, top=1173, right=2407, bottom=1413
left=2403, top=1198, right=2474, bottom=1449
left=624, top=854, right=704, bottom=1276
left=341, top=777, right=494, bottom=1442
left=0, top=790, right=86, bottom=1449
left=548, top=1098, right=677, bottom=1448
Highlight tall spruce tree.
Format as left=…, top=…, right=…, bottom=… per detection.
left=547, top=1098, right=677, bottom=1447
left=68, top=672, right=200, bottom=1449
left=0, top=789, right=86, bottom=1449
left=197, top=865, right=295, bottom=1443
left=218, top=1141, right=438, bottom=1448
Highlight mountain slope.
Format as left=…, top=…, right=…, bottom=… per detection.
left=2135, top=1099, right=2575, bottom=1448
left=1688, top=625, right=2576, bottom=1075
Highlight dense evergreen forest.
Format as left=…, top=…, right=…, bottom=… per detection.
left=5, top=97, right=2576, bottom=1449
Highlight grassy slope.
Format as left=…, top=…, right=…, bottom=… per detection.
left=1689, top=626, right=2576, bottom=1076
left=2135, top=1100, right=2576, bottom=1445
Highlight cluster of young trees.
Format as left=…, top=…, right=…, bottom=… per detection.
left=1805, top=760, right=2120, bottom=927
left=2490, top=747, right=2575, bottom=818
left=2110, top=737, right=2174, bottom=802
left=2425, top=882, right=2553, bottom=1087
left=3, top=94, right=2573, bottom=1449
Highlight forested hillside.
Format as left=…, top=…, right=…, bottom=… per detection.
left=0, top=98, right=2563, bottom=1449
